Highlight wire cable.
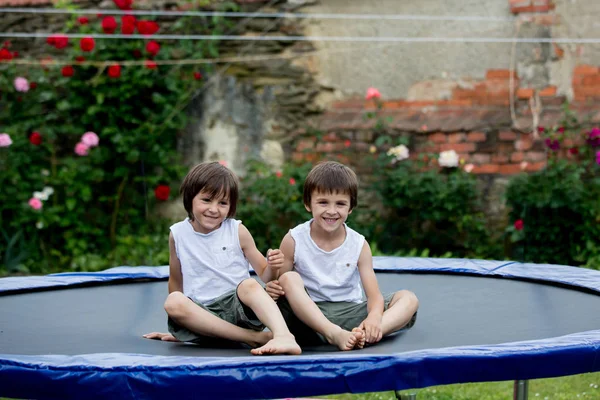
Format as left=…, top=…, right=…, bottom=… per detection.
left=1, top=32, right=599, bottom=44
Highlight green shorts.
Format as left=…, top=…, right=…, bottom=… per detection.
left=168, top=287, right=265, bottom=345
left=277, top=293, right=417, bottom=346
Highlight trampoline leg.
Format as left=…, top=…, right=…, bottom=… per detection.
left=513, top=380, right=529, bottom=400
left=395, top=391, right=417, bottom=400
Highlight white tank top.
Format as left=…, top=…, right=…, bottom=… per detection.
left=170, top=218, right=250, bottom=305
left=290, top=219, right=365, bottom=303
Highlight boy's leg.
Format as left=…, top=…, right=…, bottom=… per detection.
left=163, top=291, right=271, bottom=348
left=235, top=278, right=301, bottom=355
left=278, top=271, right=363, bottom=351
left=381, top=290, right=419, bottom=336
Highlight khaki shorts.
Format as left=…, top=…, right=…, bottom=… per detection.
left=277, top=293, right=417, bottom=346
left=168, top=287, right=264, bottom=345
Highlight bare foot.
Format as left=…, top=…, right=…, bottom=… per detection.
left=352, top=328, right=366, bottom=349
left=250, top=334, right=302, bottom=356
left=327, top=328, right=363, bottom=351
left=143, top=332, right=180, bottom=342
left=245, top=330, right=273, bottom=348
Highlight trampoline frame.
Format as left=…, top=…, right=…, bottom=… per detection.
left=1, top=257, right=600, bottom=400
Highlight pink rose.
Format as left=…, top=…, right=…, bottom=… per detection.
left=75, top=142, right=89, bottom=156
left=0, top=133, right=12, bottom=147
left=14, top=77, right=29, bottom=92
left=28, top=197, right=43, bottom=210
left=365, top=87, right=381, bottom=100
left=81, top=131, right=99, bottom=147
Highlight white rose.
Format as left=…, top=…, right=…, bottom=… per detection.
left=42, top=186, right=54, bottom=196
left=438, top=150, right=459, bottom=168
left=386, top=144, right=410, bottom=162
left=33, top=191, right=49, bottom=201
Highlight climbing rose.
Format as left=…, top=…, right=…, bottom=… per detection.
left=102, top=17, right=117, bottom=34
left=0, top=133, right=12, bottom=147
left=146, top=41, right=160, bottom=56
left=438, top=150, right=459, bottom=168
left=74, top=142, right=89, bottom=156
left=365, top=87, right=381, bottom=100
left=121, top=15, right=136, bottom=34
left=597, top=150, right=600, bottom=165
left=62, top=66, right=74, bottom=77
left=108, top=64, right=121, bottom=78
left=14, top=77, right=29, bottom=92
left=77, top=16, right=89, bottom=25
left=29, top=131, right=42, bottom=145
left=0, top=48, right=12, bottom=61
left=47, top=34, right=68, bottom=49
left=154, top=185, right=170, bottom=201
left=113, top=0, right=133, bottom=10
left=275, top=171, right=282, bottom=178
left=193, top=71, right=202, bottom=80
left=145, top=60, right=157, bottom=69
left=80, top=37, right=95, bottom=52
left=137, top=20, right=159, bottom=35
left=514, top=219, right=524, bottom=231
left=81, top=131, right=99, bottom=147
left=289, top=178, right=296, bottom=185
left=28, top=198, right=43, bottom=210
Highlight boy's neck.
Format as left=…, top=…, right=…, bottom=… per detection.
left=309, top=220, right=346, bottom=252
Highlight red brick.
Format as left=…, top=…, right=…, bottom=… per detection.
left=517, top=88, right=535, bottom=99
left=322, top=133, right=338, bottom=142
left=473, top=164, right=500, bottom=174
left=448, top=133, right=466, bottom=143
left=315, top=142, right=335, bottom=152
left=515, top=139, right=533, bottom=151
left=574, top=86, right=600, bottom=97
left=499, top=164, right=524, bottom=175
left=499, top=131, right=518, bottom=141
left=296, top=139, right=314, bottom=152
left=492, top=154, right=509, bottom=163
left=467, top=132, right=487, bottom=142
left=510, top=152, right=525, bottom=162
left=539, top=85, right=557, bottom=97
left=582, top=75, right=600, bottom=85
left=486, top=69, right=518, bottom=80
left=471, top=153, right=491, bottom=164
left=440, top=143, right=476, bottom=153
left=574, top=65, right=599, bottom=77
left=525, top=151, right=547, bottom=162
left=524, top=161, right=547, bottom=172
left=429, top=133, right=447, bottom=144
left=292, top=152, right=304, bottom=162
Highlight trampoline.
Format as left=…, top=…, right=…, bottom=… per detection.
left=1, top=257, right=600, bottom=400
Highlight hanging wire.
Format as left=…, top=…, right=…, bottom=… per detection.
left=2, top=32, right=600, bottom=44
left=0, top=8, right=518, bottom=22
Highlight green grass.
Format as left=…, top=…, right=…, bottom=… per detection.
left=325, top=372, right=600, bottom=400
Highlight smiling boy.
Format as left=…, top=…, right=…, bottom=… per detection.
left=265, top=161, right=419, bottom=351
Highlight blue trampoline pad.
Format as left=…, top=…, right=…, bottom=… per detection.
left=0, top=257, right=599, bottom=399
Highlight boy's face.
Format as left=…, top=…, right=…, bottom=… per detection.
left=190, top=189, right=230, bottom=234
left=306, top=190, right=352, bottom=234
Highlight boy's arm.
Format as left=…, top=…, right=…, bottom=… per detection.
left=168, top=232, right=183, bottom=293
left=358, top=240, right=385, bottom=321
left=238, top=224, right=285, bottom=282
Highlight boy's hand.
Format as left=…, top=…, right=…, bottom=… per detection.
left=267, top=248, right=284, bottom=273
left=265, top=280, right=284, bottom=301
left=359, top=315, right=383, bottom=344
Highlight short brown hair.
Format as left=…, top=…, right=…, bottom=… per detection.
left=303, top=161, right=358, bottom=210
left=180, top=162, right=239, bottom=219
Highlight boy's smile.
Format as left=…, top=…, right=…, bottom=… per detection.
left=190, top=189, right=230, bottom=234
left=307, top=190, right=352, bottom=236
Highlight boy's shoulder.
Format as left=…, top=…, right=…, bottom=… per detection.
left=290, top=219, right=312, bottom=235
left=170, top=218, right=189, bottom=232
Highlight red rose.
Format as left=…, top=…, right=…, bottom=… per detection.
left=47, top=34, right=68, bottom=49
left=12, top=51, right=18, bottom=58
left=569, top=147, right=579, bottom=155
left=3, top=41, right=10, bottom=48
left=154, top=185, right=170, bottom=201
left=132, top=49, right=142, bottom=58
left=193, top=71, right=202, bottom=80
left=108, top=64, right=121, bottom=78
left=30, top=82, right=37, bottom=89
left=145, top=40, right=160, bottom=56
left=145, top=60, right=157, bottom=69
left=75, top=56, right=86, bottom=63
left=62, top=65, right=74, bottom=77
left=80, top=37, right=95, bottom=52
left=29, top=131, right=42, bottom=145
left=0, top=48, right=12, bottom=61
left=514, top=219, right=524, bottom=231
left=77, top=16, right=89, bottom=25
left=344, top=139, right=351, bottom=148
left=137, top=20, right=159, bottom=35
left=102, top=16, right=117, bottom=34
left=289, top=178, right=296, bottom=185
left=121, top=15, right=136, bottom=34
left=113, top=0, right=133, bottom=10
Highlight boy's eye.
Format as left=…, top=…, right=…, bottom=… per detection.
left=219, top=201, right=228, bottom=205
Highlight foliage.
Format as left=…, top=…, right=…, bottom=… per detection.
left=368, top=136, right=495, bottom=258
left=0, top=1, right=234, bottom=274
left=505, top=117, right=600, bottom=268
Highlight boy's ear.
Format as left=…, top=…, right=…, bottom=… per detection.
left=304, top=203, right=312, bottom=213
left=348, top=208, right=353, bottom=215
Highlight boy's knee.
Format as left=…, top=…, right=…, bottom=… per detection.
left=237, top=278, right=262, bottom=296
left=394, top=290, right=419, bottom=310
left=164, top=291, right=188, bottom=318
left=278, top=271, right=302, bottom=288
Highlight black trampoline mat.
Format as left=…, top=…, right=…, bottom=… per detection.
left=1, top=272, right=600, bottom=357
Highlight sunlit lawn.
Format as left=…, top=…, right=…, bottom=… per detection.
left=325, top=372, right=600, bottom=400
